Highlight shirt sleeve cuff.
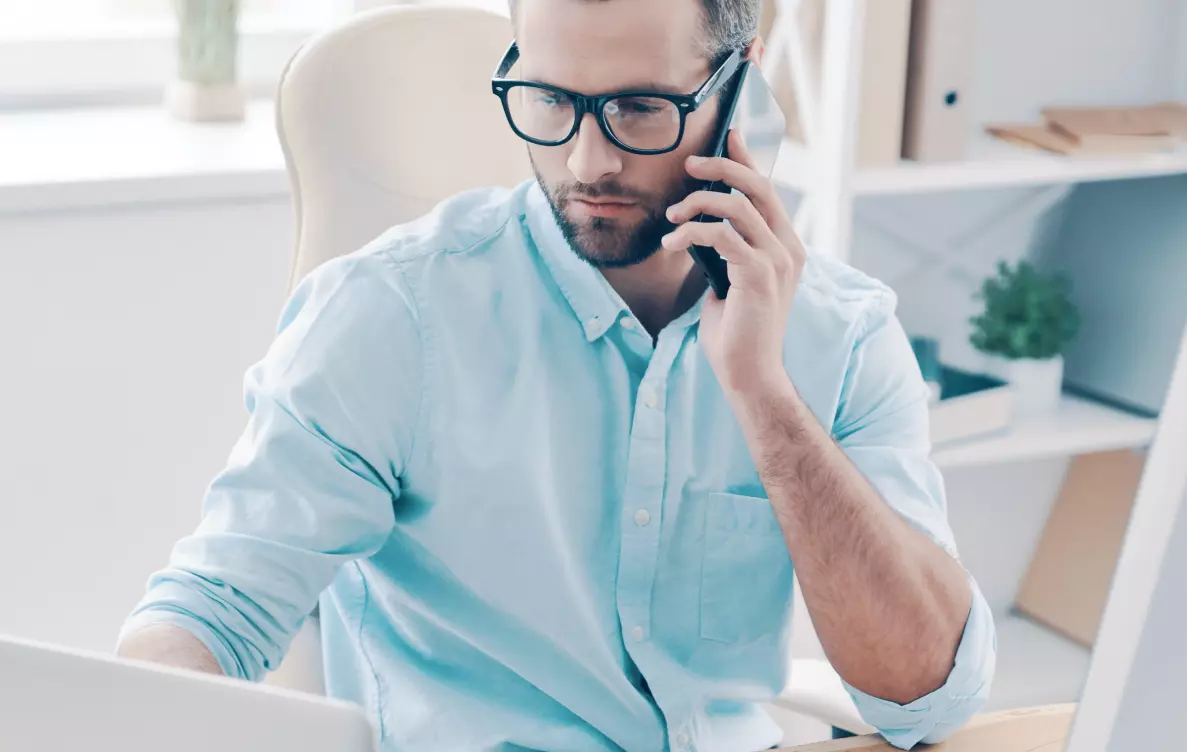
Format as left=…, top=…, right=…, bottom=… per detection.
left=842, top=576, right=997, bottom=749
left=117, top=605, right=251, bottom=680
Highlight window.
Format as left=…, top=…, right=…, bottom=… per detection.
left=0, top=0, right=349, bottom=108
left=3, top=1, right=339, bottom=35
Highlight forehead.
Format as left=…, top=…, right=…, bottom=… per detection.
left=515, top=0, right=710, bottom=94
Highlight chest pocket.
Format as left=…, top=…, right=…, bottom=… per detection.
left=699, top=492, right=796, bottom=644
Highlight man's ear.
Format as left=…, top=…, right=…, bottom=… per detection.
left=745, top=36, right=765, bottom=66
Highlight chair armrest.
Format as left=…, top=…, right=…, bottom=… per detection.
left=773, top=704, right=1075, bottom=751
left=773, top=658, right=876, bottom=736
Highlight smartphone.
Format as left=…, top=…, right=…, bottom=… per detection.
left=685, top=60, right=788, bottom=298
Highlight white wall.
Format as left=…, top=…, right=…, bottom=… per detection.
left=970, top=0, right=1180, bottom=127
left=0, top=197, right=293, bottom=652
left=1178, top=0, right=1187, bottom=101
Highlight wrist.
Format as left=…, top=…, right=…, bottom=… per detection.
left=725, top=368, right=801, bottom=425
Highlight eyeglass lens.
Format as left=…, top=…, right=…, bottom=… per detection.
left=506, top=84, right=682, bottom=151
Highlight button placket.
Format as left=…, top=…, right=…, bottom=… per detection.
left=615, top=325, right=691, bottom=644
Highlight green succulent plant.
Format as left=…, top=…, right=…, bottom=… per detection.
left=175, top=0, right=240, bottom=86
left=969, top=259, right=1080, bottom=360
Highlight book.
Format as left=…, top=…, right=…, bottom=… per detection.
left=763, top=0, right=914, bottom=167
left=985, top=102, right=1187, bottom=155
left=986, top=120, right=1179, bottom=156
left=1014, top=449, right=1145, bottom=647
left=857, top=0, right=913, bottom=167
left=929, top=365, right=1014, bottom=447
left=985, top=123, right=1080, bottom=155
left=902, top=0, right=975, bottom=163
left=1042, top=103, right=1187, bottom=144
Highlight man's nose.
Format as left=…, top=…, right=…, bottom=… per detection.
left=566, top=113, right=623, bottom=185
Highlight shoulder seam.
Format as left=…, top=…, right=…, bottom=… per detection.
left=374, top=210, right=517, bottom=268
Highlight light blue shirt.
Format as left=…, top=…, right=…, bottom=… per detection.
left=121, top=180, right=994, bottom=751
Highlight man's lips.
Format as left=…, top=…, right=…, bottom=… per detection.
left=569, top=197, right=638, bottom=219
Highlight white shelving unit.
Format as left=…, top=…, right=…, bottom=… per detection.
left=931, top=395, right=1157, bottom=470
left=766, top=0, right=1187, bottom=725
left=774, top=136, right=1187, bottom=198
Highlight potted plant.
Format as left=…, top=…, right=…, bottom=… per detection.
left=165, top=0, right=245, bottom=122
left=969, top=259, right=1080, bottom=415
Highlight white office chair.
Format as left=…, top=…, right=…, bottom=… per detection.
left=270, top=4, right=871, bottom=742
left=277, top=4, right=533, bottom=289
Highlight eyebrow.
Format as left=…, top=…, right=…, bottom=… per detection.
left=524, top=76, right=691, bottom=97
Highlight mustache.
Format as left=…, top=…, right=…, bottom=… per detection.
left=555, top=181, right=650, bottom=203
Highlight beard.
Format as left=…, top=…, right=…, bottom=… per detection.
left=532, top=158, right=699, bottom=269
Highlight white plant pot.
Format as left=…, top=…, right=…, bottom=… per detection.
left=165, top=80, right=245, bottom=122
left=985, top=354, right=1065, bottom=416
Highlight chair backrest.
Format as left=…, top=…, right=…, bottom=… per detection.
left=276, top=5, right=533, bottom=290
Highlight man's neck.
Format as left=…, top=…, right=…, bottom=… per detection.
left=600, top=248, right=707, bottom=337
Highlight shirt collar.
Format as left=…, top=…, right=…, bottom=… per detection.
left=524, top=181, right=628, bottom=342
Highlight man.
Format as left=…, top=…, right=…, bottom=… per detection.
left=117, top=0, right=995, bottom=748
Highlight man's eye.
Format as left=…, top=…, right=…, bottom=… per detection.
left=612, top=98, right=665, bottom=116
left=531, top=90, right=569, bottom=108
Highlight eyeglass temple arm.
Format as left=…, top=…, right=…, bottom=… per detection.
left=693, top=50, right=743, bottom=106
left=494, top=41, right=521, bottom=79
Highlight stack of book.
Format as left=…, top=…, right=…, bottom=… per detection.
left=986, top=102, right=1187, bottom=155
left=912, top=337, right=1014, bottom=447
left=928, top=365, right=1014, bottom=447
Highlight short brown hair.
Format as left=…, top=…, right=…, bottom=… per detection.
left=507, top=0, right=761, bottom=63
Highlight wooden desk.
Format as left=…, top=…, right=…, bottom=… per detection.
left=778, top=705, right=1074, bottom=752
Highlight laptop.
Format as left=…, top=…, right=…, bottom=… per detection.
left=0, top=633, right=377, bottom=752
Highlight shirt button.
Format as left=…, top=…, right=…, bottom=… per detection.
left=634, top=509, right=651, bottom=527
left=620, top=316, right=637, bottom=330
left=675, top=732, right=690, bottom=748
left=630, top=626, right=645, bottom=642
left=639, top=384, right=658, bottom=409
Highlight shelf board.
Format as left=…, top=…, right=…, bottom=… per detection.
left=772, top=136, right=1187, bottom=197
left=931, top=394, right=1158, bottom=469
left=985, top=612, right=1091, bottom=713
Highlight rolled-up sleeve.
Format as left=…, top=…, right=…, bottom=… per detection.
left=119, top=249, right=423, bottom=681
left=830, top=290, right=997, bottom=749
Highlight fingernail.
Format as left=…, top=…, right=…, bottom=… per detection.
left=661, top=233, right=675, bottom=248
left=687, top=155, right=705, bottom=165
left=665, top=205, right=678, bottom=220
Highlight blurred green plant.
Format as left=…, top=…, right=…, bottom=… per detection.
left=175, top=0, right=240, bottom=85
left=969, top=259, right=1080, bottom=360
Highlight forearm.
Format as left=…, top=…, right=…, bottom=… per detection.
left=730, top=374, right=971, bottom=704
left=117, top=623, right=224, bottom=676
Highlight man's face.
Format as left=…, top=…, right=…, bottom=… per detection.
left=514, top=0, right=722, bottom=268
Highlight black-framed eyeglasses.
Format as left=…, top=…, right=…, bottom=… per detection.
left=490, top=41, right=743, bottom=155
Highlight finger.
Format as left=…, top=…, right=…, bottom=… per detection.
left=665, top=190, right=776, bottom=247
left=660, top=220, right=756, bottom=266
left=685, top=145, right=784, bottom=231
left=726, top=128, right=758, bottom=171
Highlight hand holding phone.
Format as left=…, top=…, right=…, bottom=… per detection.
left=683, top=60, right=787, bottom=298
left=661, top=58, right=803, bottom=393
